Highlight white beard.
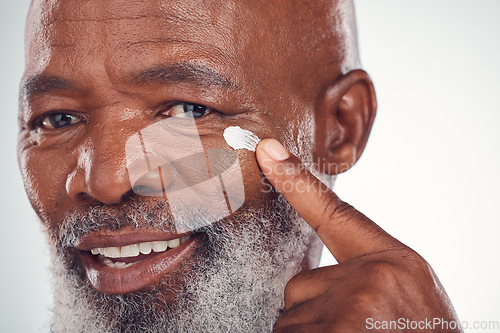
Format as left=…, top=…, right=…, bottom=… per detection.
left=49, top=195, right=315, bottom=333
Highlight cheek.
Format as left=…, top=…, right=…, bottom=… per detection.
left=19, top=146, right=75, bottom=225
left=211, top=121, right=290, bottom=209
left=238, top=150, right=277, bottom=206
left=197, top=127, right=278, bottom=212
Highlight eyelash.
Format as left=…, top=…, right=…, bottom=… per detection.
left=35, top=112, right=84, bottom=131
left=163, top=103, right=213, bottom=119
left=34, top=102, right=213, bottom=131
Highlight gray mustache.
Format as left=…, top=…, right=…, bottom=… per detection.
left=56, top=197, right=208, bottom=249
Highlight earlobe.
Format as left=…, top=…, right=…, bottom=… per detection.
left=314, top=69, right=377, bottom=175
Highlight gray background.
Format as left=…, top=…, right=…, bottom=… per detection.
left=1, top=1, right=499, bottom=332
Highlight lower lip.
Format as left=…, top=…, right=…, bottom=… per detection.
left=80, top=236, right=199, bottom=294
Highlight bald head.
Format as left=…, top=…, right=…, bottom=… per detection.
left=23, top=0, right=360, bottom=103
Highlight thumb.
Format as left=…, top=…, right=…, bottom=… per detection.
left=256, top=138, right=400, bottom=263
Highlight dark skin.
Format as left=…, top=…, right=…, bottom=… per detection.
left=18, top=0, right=461, bottom=331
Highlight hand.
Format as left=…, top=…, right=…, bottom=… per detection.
left=256, top=139, right=462, bottom=333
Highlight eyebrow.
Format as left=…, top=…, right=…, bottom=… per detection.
left=131, top=63, right=240, bottom=90
left=20, top=62, right=240, bottom=101
left=20, top=75, right=75, bottom=101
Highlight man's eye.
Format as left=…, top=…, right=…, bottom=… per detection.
left=168, top=103, right=211, bottom=119
left=40, top=113, right=82, bottom=129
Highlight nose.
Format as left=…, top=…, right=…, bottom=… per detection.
left=66, top=122, right=134, bottom=205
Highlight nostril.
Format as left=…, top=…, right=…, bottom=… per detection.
left=66, top=167, right=133, bottom=205
left=76, top=192, right=91, bottom=201
left=66, top=168, right=87, bottom=201
left=120, top=189, right=134, bottom=202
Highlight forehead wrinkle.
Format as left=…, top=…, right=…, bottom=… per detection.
left=43, top=12, right=211, bottom=30
left=27, top=1, right=241, bottom=67
left=119, top=37, right=229, bottom=56
left=29, top=1, right=224, bottom=53
left=38, top=0, right=228, bottom=32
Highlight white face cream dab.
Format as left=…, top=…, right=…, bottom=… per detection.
left=223, top=126, right=261, bottom=151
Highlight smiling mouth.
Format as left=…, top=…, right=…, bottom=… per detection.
left=76, top=231, right=200, bottom=294
left=90, top=236, right=191, bottom=268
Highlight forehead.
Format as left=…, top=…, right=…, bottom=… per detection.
left=23, top=0, right=335, bottom=118
left=27, top=1, right=244, bottom=78
left=29, top=0, right=239, bottom=41
left=25, top=0, right=317, bottom=109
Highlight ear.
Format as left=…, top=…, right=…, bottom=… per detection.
left=314, top=69, right=377, bottom=175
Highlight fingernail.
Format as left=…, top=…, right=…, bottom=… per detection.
left=263, top=139, right=290, bottom=161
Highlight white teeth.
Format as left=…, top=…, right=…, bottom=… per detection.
left=139, top=242, right=152, bottom=255
left=120, top=244, right=139, bottom=258
left=97, top=255, right=135, bottom=269
left=90, top=235, right=190, bottom=262
left=103, top=247, right=121, bottom=258
left=152, top=240, right=168, bottom=252
left=167, top=238, right=180, bottom=248
left=114, top=261, right=126, bottom=268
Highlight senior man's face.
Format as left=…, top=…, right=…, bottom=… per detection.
left=18, top=0, right=339, bottom=331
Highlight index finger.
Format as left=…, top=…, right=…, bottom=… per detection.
left=256, top=138, right=401, bottom=263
